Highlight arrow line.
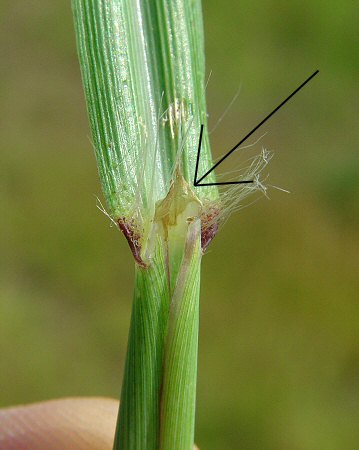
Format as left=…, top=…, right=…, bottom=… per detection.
left=194, top=69, right=319, bottom=187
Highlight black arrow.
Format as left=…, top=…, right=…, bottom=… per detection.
left=194, top=69, right=319, bottom=187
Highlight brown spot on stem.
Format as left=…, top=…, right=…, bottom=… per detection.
left=201, top=207, right=220, bottom=253
left=117, top=218, right=148, bottom=269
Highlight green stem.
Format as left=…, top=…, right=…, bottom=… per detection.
left=115, top=239, right=169, bottom=450
left=160, top=220, right=202, bottom=450
left=116, top=186, right=202, bottom=450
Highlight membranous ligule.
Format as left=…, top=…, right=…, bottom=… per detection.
left=118, top=169, right=220, bottom=269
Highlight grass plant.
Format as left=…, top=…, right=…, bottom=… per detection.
left=72, top=1, right=268, bottom=449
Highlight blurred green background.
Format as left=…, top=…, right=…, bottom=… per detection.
left=1, top=1, right=358, bottom=449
